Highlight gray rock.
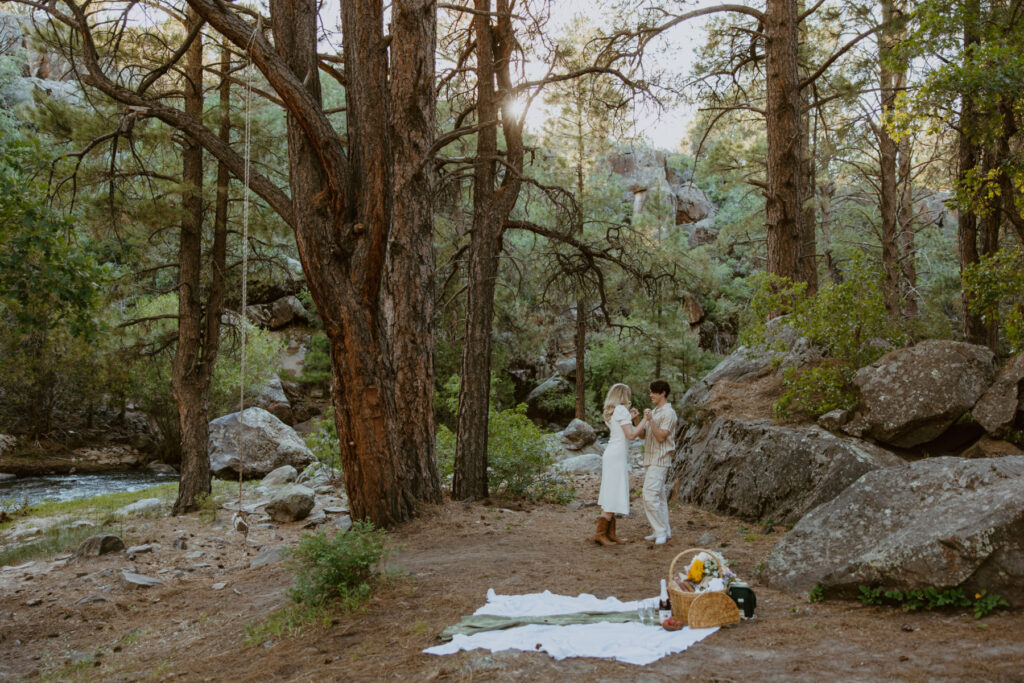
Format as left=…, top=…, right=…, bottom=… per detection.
left=560, top=419, right=597, bottom=451
left=332, top=515, right=353, bottom=533
left=208, top=407, right=314, bottom=480
left=817, top=409, right=850, bottom=432
left=553, top=453, right=603, bottom=475
left=250, top=545, right=287, bottom=568
left=74, top=535, right=125, bottom=558
left=125, top=544, right=153, bottom=556
left=526, top=375, right=573, bottom=405
left=688, top=218, right=718, bottom=248
left=261, top=465, right=298, bottom=487
left=554, top=357, right=577, bottom=379
left=114, top=498, right=163, bottom=517
left=972, top=352, right=1024, bottom=438
left=679, top=319, right=822, bottom=413
left=0, top=472, right=15, bottom=482
left=121, top=570, right=163, bottom=588
left=0, top=434, right=17, bottom=457
left=673, top=417, right=903, bottom=525
left=212, top=582, right=227, bottom=590
left=264, top=484, right=315, bottom=522
left=145, top=461, right=177, bottom=475
left=763, top=456, right=1024, bottom=606
left=254, top=375, right=293, bottom=424
left=696, top=533, right=718, bottom=547
left=673, top=182, right=715, bottom=224
left=843, top=340, right=997, bottom=447
left=247, top=295, right=309, bottom=330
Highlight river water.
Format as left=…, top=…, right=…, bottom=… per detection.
left=0, top=472, right=179, bottom=510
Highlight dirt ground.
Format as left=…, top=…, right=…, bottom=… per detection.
left=2, top=473, right=1023, bottom=682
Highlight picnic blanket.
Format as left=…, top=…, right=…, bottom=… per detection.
left=424, top=589, right=719, bottom=666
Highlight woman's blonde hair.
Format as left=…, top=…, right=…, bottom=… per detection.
left=602, top=383, right=632, bottom=424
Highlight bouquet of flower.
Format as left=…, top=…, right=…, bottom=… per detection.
left=671, top=551, right=737, bottom=594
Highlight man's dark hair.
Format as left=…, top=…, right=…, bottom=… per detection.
left=649, top=379, right=671, bottom=397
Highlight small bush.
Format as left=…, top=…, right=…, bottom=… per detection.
left=286, top=522, right=388, bottom=609
left=303, top=415, right=341, bottom=478
left=435, top=404, right=574, bottom=503
left=297, top=332, right=332, bottom=386
left=963, top=246, right=1024, bottom=354
left=775, top=363, right=858, bottom=420
left=857, top=584, right=1009, bottom=618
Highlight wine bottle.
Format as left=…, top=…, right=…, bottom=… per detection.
left=659, top=578, right=672, bottom=622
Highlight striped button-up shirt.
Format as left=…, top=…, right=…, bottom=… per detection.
left=643, top=402, right=678, bottom=468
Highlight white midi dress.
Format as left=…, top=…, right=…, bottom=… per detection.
left=598, top=404, right=631, bottom=515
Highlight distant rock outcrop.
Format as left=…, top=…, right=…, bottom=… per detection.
left=972, top=352, right=1024, bottom=438
left=762, top=456, right=1024, bottom=607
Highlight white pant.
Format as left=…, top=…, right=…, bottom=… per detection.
left=643, top=465, right=671, bottom=538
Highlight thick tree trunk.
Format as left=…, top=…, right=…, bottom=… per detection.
left=764, top=0, right=803, bottom=283
left=797, top=7, right=817, bottom=293
left=897, top=128, right=917, bottom=318
left=172, top=15, right=213, bottom=514
left=453, top=0, right=525, bottom=500
left=270, top=0, right=419, bottom=526
left=574, top=130, right=587, bottom=420
left=386, top=0, right=442, bottom=503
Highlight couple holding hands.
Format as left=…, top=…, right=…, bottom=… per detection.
left=594, top=380, right=678, bottom=547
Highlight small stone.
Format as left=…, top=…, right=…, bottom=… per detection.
left=173, top=539, right=188, bottom=550
left=73, top=595, right=108, bottom=605
left=120, top=570, right=163, bottom=588
left=249, top=546, right=286, bottom=569
left=696, top=533, right=718, bottom=546
left=185, top=550, right=204, bottom=559
left=25, top=598, right=42, bottom=606
left=212, top=582, right=227, bottom=590
left=125, top=544, right=153, bottom=556
left=323, top=507, right=348, bottom=514
left=75, top=535, right=126, bottom=558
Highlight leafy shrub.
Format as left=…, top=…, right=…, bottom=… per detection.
left=303, top=415, right=341, bottom=479
left=775, top=363, right=858, bottom=420
left=963, top=246, right=1024, bottom=354
left=297, top=332, right=332, bottom=386
left=286, top=522, right=388, bottom=609
left=435, top=404, right=574, bottom=503
left=742, top=256, right=907, bottom=420
left=857, top=584, right=1009, bottom=618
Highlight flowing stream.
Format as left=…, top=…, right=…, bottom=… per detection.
left=0, top=472, right=178, bottom=510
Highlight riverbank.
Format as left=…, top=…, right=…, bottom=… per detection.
left=0, top=446, right=152, bottom=478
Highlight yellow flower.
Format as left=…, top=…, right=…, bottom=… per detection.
left=687, top=559, right=705, bottom=583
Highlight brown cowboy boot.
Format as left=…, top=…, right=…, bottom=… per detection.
left=607, top=516, right=629, bottom=544
left=594, top=516, right=615, bottom=546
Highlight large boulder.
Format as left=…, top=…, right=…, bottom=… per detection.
left=679, top=319, right=822, bottom=412
left=560, top=419, right=597, bottom=451
left=972, top=352, right=1024, bottom=438
left=75, top=534, right=125, bottom=557
left=208, top=407, right=315, bottom=480
left=762, top=456, right=1024, bottom=606
left=672, top=417, right=903, bottom=525
left=843, top=340, right=997, bottom=447
left=673, top=182, right=715, bottom=225
left=265, top=484, right=315, bottom=522
left=0, top=434, right=17, bottom=457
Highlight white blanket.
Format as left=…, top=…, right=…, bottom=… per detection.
left=424, top=590, right=718, bottom=666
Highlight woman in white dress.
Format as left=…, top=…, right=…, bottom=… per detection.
left=595, top=383, right=643, bottom=546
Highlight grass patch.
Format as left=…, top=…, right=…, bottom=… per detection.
left=244, top=602, right=334, bottom=646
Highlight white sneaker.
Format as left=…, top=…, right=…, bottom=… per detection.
left=654, top=536, right=668, bottom=545
left=645, top=533, right=671, bottom=542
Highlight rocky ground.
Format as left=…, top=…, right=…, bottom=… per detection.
left=1, top=473, right=1022, bottom=682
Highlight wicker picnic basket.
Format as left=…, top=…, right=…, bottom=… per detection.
left=667, top=548, right=741, bottom=629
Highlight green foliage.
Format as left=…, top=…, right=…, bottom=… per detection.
left=285, top=522, right=388, bottom=610
left=435, top=404, right=574, bottom=503
left=297, top=332, right=332, bottom=386
left=775, top=363, right=858, bottom=420
left=808, top=584, right=825, bottom=603
left=120, top=294, right=283, bottom=457
left=742, top=257, right=908, bottom=420
left=0, top=135, right=113, bottom=434
left=303, top=415, right=341, bottom=478
left=963, top=247, right=1024, bottom=354
left=245, top=603, right=333, bottom=646
left=857, top=585, right=1009, bottom=618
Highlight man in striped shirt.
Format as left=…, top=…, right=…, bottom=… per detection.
left=636, top=380, right=677, bottom=545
